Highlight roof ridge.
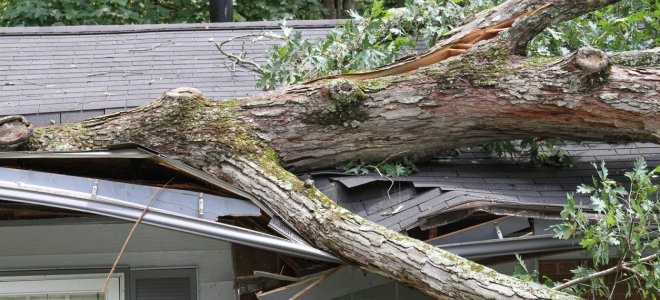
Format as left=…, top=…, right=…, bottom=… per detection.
left=0, top=19, right=341, bottom=37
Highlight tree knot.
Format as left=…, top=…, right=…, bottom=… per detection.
left=329, top=79, right=363, bottom=103
left=304, top=79, right=367, bottom=126
left=561, top=47, right=611, bottom=88
left=574, top=48, right=610, bottom=74
left=0, top=115, right=33, bottom=151
left=160, top=87, right=204, bottom=104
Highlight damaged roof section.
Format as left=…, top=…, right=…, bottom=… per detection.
left=0, top=143, right=262, bottom=208
left=311, top=141, right=660, bottom=234
left=0, top=144, right=340, bottom=263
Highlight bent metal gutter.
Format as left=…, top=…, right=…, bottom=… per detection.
left=0, top=177, right=342, bottom=264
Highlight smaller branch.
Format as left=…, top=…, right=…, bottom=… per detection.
left=128, top=42, right=162, bottom=52
left=622, top=266, right=660, bottom=298
left=213, top=33, right=284, bottom=74
left=369, top=150, right=410, bottom=199
left=553, top=251, right=659, bottom=291
left=0, top=115, right=33, bottom=150
left=621, top=265, right=643, bottom=279
left=608, top=267, right=621, bottom=299
left=215, top=41, right=264, bottom=73
left=492, top=0, right=619, bottom=53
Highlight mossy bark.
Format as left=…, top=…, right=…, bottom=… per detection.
left=24, top=86, right=581, bottom=299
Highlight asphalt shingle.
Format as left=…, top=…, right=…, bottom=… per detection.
left=0, top=20, right=340, bottom=122
left=315, top=142, right=660, bottom=232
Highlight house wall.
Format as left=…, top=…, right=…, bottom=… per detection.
left=0, top=219, right=236, bottom=300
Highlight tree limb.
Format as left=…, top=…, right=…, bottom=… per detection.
left=436, top=0, right=620, bottom=54
left=213, top=33, right=284, bottom=73
left=553, top=251, right=659, bottom=291
left=609, top=48, right=660, bottom=67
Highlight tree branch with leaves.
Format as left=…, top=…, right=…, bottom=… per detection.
left=550, top=158, right=660, bottom=299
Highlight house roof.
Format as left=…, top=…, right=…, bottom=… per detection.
left=0, top=20, right=338, bottom=126
left=310, top=141, right=660, bottom=233
left=3, top=20, right=660, bottom=266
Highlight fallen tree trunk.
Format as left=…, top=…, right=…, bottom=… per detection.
left=2, top=0, right=659, bottom=299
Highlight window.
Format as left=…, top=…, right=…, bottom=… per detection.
left=0, top=274, right=123, bottom=300
left=130, top=269, right=196, bottom=300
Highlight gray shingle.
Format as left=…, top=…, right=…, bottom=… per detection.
left=61, top=110, right=105, bottom=123
left=362, top=188, right=415, bottom=215
left=22, top=112, right=61, bottom=126
left=1, top=20, right=337, bottom=119
left=320, top=141, right=660, bottom=230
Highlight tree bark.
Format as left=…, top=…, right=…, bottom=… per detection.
left=4, top=0, right=659, bottom=299
left=323, top=0, right=354, bottom=19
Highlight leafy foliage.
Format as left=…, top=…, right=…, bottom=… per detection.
left=528, top=0, right=659, bottom=56
left=342, top=156, right=418, bottom=177
left=513, top=158, right=660, bottom=298
left=511, top=254, right=540, bottom=283
left=233, top=0, right=328, bottom=21
left=484, top=138, right=575, bottom=167
left=259, top=1, right=413, bottom=89
left=0, top=0, right=210, bottom=26
left=257, top=0, right=486, bottom=89
left=0, top=0, right=332, bottom=26
left=551, top=158, right=660, bottom=298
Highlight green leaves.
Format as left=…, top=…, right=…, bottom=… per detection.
left=484, top=138, right=575, bottom=167
left=0, top=0, right=329, bottom=25
left=551, top=157, right=660, bottom=298
left=528, top=0, right=659, bottom=56
left=342, top=160, right=371, bottom=175
left=257, top=0, right=484, bottom=89
left=0, top=0, right=212, bottom=26
left=234, top=0, right=328, bottom=21
left=379, top=161, right=414, bottom=177
left=341, top=156, right=417, bottom=177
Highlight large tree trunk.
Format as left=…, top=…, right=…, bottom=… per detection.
left=2, top=0, right=659, bottom=299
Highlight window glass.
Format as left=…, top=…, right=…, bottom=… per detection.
left=0, top=274, right=120, bottom=300
left=0, top=293, right=104, bottom=300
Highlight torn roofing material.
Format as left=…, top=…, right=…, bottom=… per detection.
left=0, top=143, right=270, bottom=214
left=311, top=142, right=660, bottom=232
left=0, top=166, right=341, bottom=263
left=0, top=166, right=261, bottom=221
left=0, top=144, right=326, bottom=260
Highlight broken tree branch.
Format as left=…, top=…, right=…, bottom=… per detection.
left=213, top=32, right=284, bottom=73
left=552, top=251, right=659, bottom=291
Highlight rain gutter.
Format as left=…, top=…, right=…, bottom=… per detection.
left=0, top=174, right=342, bottom=264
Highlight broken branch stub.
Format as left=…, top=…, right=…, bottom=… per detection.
left=0, top=115, right=34, bottom=151
left=574, top=48, right=610, bottom=74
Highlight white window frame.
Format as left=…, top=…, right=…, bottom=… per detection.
left=0, top=273, right=123, bottom=300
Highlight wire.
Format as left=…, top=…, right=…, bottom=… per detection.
left=100, top=176, right=176, bottom=293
